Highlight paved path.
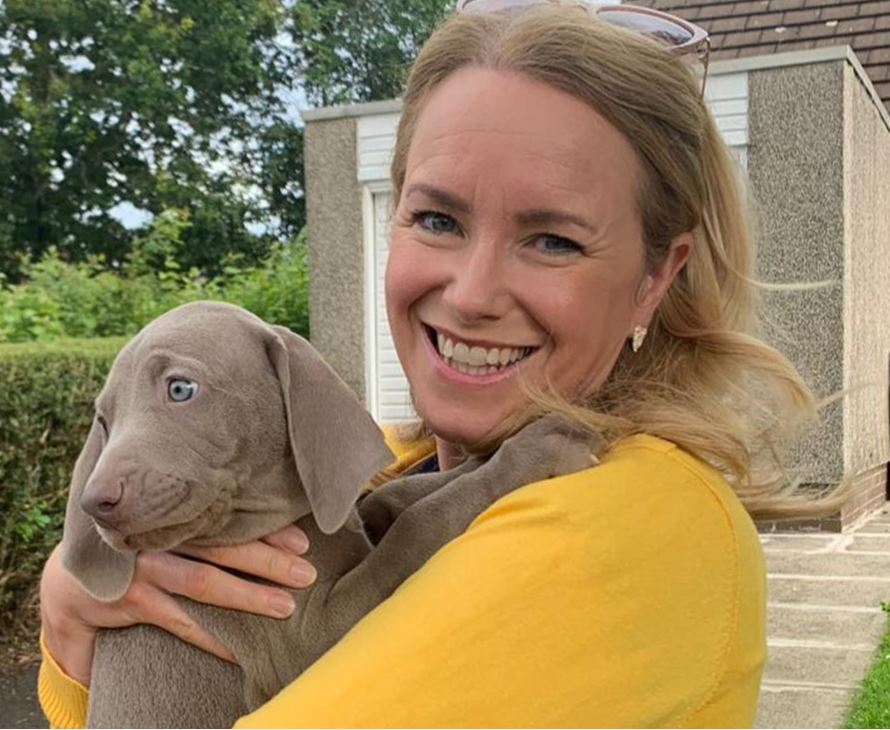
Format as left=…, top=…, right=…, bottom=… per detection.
left=756, top=502, right=890, bottom=728
left=0, top=663, right=45, bottom=729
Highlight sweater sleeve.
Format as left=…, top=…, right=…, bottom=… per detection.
left=235, top=440, right=764, bottom=728
left=38, top=632, right=89, bottom=729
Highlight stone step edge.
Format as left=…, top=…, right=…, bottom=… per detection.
left=761, top=679, right=859, bottom=692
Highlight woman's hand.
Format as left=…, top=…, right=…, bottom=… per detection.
left=40, top=524, right=316, bottom=686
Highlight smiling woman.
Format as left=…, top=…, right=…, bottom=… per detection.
left=387, top=66, right=689, bottom=459
left=38, top=2, right=848, bottom=728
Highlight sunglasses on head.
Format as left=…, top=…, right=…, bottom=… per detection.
left=455, top=0, right=711, bottom=95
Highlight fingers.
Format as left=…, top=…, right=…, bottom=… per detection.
left=132, top=584, right=238, bottom=664
left=138, top=552, right=298, bottom=619
left=175, top=538, right=316, bottom=589
left=262, top=524, right=310, bottom=555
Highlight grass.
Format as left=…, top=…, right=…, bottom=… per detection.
left=842, top=608, right=890, bottom=728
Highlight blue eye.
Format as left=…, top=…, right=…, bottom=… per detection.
left=168, top=378, right=197, bottom=402
left=417, top=211, right=459, bottom=235
left=534, top=235, right=583, bottom=255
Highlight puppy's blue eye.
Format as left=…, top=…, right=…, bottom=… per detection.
left=168, top=379, right=197, bottom=402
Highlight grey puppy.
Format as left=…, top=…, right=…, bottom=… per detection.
left=61, top=300, right=598, bottom=728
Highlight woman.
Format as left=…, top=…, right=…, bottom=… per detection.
left=38, top=2, right=843, bottom=727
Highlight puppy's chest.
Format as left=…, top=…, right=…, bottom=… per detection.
left=180, top=519, right=373, bottom=709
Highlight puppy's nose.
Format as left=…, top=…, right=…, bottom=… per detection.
left=81, top=479, right=125, bottom=527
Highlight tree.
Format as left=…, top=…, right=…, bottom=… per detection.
left=290, top=0, right=453, bottom=107
left=0, top=0, right=296, bottom=278
left=0, top=0, right=453, bottom=281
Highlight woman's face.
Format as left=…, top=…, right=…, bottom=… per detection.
left=386, top=67, right=687, bottom=446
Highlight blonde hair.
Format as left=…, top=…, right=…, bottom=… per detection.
left=389, top=6, right=848, bottom=520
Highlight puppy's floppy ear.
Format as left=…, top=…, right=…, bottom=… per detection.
left=268, top=325, right=394, bottom=534
left=60, top=419, right=136, bottom=601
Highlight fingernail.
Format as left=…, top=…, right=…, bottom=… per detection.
left=290, top=563, right=316, bottom=586
left=287, top=534, right=310, bottom=554
left=221, top=647, right=238, bottom=664
left=270, top=594, right=295, bottom=618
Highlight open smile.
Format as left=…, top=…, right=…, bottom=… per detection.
left=421, top=323, right=539, bottom=381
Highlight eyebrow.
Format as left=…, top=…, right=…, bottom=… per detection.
left=405, top=183, right=472, bottom=215
left=516, top=209, right=599, bottom=236
left=405, top=183, right=599, bottom=235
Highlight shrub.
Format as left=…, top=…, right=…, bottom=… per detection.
left=0, top=212, right=310, bottom=344
left=220, top=228, right=310, bottom=337
left=0, top=337, right=126, bottom=636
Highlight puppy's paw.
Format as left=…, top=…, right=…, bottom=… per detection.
left=494, top=414, right=604, bottom=483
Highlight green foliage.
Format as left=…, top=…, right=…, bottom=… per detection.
left=221, top=227, right=310, bottom=337
left=0, top=211, right=310, bottom=343
left=292, top=0, right=454, bottom=107
left=0, top=0, right=456, bottom=281
left=843, top=616, right=890, bottom=728
left=0, top=0, right=300, bottom=279
left=0, top=337, right=126, bottom=631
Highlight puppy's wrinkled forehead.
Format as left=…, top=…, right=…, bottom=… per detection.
left=101, top=302, right=276, bottom=408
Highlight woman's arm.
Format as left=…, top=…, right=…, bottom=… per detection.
left=40, top=440, right=764, bottom=728
left=38, top=524, right=315, bottom=727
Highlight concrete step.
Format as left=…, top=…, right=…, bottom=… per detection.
left=768, top=575, right=890, bottom=607
left=764, top=644, right=876, bottom=686
left=848, top=534, right=890, bottom=552
left=855, top=521, right=890, bottom=534
left=761, top=533, right=890, bottom=554
left=768, top=603, right=887, bottom=643
left=761, top=534, right=842, bottom=552
left=756, top=683, right=851, bottom=729
left=766, top=550, right=890, bottom=577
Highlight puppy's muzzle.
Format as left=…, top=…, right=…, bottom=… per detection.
left=81, top=478, right=125, bottom=530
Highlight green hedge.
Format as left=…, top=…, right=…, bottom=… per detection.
left=0, top=337, right=126, bottom=632
left=0, top=214, right=310, bottom=345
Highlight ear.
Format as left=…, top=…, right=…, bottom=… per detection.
left=60, top=419, right=136, bottom=602
left=633, top=233, right=693, bottom=325
left=267, top=325, right=394, bottom=534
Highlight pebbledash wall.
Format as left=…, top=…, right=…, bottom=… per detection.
left=303, top=46, right=890, bottom=530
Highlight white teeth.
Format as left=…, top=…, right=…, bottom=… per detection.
left=468, top=346, right=488, bottom=366
left=431, top=328, right=534, bottom=374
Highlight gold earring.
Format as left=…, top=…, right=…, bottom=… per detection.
left=631, top=325, right=647, bottom=353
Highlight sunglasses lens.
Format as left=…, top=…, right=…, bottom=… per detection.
left=458, top=0, right=544, bottom=12
left=596, top=9, right=694, bottom=48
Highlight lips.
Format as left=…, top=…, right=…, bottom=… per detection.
left=423, top=324, right=537, bottom=377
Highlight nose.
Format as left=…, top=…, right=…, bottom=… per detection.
left=81, top=478, right=125, bottom=528
left=442, top=237, right=511, bottom=323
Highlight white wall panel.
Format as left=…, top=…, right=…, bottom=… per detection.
left=705, top=71, right=749, bottom=159
left=369, top=191, right=416, bottom=423
left=357, top=113, right=400, bottom=182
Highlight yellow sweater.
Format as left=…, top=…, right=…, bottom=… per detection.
left=39, top=432, right=766, bottom=728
